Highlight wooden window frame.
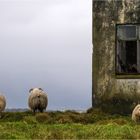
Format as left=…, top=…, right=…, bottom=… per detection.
left=115, top=23, right=140, bottom=79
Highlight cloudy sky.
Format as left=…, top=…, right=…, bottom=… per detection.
left=0, top=0, right=92, bottom=110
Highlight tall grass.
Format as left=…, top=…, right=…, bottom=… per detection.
left=0, top=109, right=139, bottom=139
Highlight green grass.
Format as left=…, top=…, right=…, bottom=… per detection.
left=0, top=109, right=139, bottom=139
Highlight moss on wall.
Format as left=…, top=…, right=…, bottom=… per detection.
left=92, top=0, right=140, bottom=113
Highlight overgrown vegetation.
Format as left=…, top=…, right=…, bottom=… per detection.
left=0, top=108, right=139, bottom=139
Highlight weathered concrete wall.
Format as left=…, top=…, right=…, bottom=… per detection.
left=92, top=0, right=140, bottom=113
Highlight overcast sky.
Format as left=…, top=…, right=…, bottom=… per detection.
left=0, top=0, right=92, bottom=110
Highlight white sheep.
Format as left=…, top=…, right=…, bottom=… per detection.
left=132, top=104, right=140, bottom=123
left=0, top=94, right=6, bottom=118
left=28, top=88, right=48, bottom=113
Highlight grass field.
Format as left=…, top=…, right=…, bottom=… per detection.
left=0, top=108, right=139, bottom=139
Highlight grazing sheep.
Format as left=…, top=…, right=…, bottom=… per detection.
left=0, top=94, right=6, bottom=118
left=132, top=104, right=140, bottom=123
left=28, top=88, right=48, bottom=113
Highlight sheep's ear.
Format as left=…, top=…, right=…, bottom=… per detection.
left=29, top=88, right=33, bottom=93
left=39, top=88, right=43, bottom=91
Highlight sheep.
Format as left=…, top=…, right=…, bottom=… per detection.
left=132, top=104, right=140, bottom=123
left=28, top=88, right=48, bottom=113
left=0, top=94, right=6, bottom=118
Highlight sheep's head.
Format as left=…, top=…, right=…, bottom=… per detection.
left=29, top=88, right=43, bottom=93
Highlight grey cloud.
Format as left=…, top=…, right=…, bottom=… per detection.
left=0, top=0, right=92, bottom=110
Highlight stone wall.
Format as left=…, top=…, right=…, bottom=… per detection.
left=92, top=0, right=140, bottom=114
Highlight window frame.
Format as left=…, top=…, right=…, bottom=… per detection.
left=115, top=23, right=140, bottom=79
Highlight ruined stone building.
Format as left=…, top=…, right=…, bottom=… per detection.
left=92, top=0, right=140, bottom=113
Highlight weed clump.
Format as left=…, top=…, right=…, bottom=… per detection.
left=1, top=112, right=25, bottom=122
left=55, top=114, right=73, bottom=124
left=23, top=116, right=37, bottom=124
left=36, top=113, right=49, bottom=123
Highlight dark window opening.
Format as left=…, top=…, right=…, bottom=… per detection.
left=116, top=24, right=140, bottom=75
left=126, top=41, right=137, bottom=73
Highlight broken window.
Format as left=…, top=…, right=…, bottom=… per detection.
left=116, top=24, right=140, bottom=74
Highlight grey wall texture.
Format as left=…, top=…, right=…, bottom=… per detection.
left=93, top=0, right=140, bottom=114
